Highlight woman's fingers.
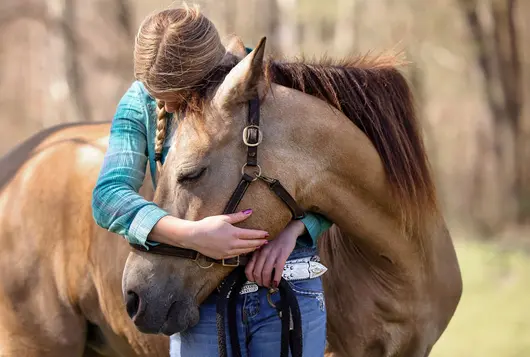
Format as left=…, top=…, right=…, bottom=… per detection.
left=234, top=227, right=269, bottom=239
left=232, top=239, right=268, bottom=251
left=261, top=255, right=277, bottom=289
left=245, top=253, right=258, bottom=281
left=219, top=209, right=254, bottom=224
left=251, top=249, right=268, bottom=286
left=273, top=258, right=288, bottom=288
left=216, top=210, right=269, bottom=238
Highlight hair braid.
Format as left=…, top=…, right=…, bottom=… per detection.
left=154, top=100, right=167, bottom=176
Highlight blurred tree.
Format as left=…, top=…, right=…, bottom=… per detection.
left=219, top=0, right=235, bottom=35
left=333, top=0, right=359, bottom=56
left=265, top=0, right=280, bottom=55
left=62, top=0, right=90, bottom=122
left=515, top=0, right=530, bottom=225
left=458, top=0, right=530, bottom=231
left=275, top=0, right=299, bottom=56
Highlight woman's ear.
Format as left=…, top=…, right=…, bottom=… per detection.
left=225, top=35, right=247, bottom=60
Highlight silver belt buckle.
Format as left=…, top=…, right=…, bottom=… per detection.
left=239, top=255, right=327, bottom=295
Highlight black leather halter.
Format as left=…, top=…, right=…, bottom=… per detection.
left=130, top=97, right=305, bottom=357
left=130, top=98, right=305, bottom=266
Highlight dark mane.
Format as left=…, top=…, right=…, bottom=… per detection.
left=183, top=53, right=437, bottom=227
left=265, top=55, right=438, bottom=226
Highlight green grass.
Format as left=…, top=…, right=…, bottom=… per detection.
left=431, top=240, right=530, bottom=357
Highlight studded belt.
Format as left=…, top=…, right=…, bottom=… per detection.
left=238, top=255, right=328, bottom=295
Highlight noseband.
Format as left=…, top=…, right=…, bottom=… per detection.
left=130, top=97, right=305, bottom=266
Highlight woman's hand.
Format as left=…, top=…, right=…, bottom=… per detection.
left=187, top=209, right=270, bottom=259
left=245, top=220, right=306, bottom=288
left=149, top=209, right=269, bottom=260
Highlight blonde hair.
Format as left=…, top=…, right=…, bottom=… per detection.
left=134, top=4, right=226, bottom=174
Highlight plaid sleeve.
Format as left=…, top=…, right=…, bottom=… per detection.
left=91, top=82, right=168, bottom=249
left=298, top=213, right=333, bottom=248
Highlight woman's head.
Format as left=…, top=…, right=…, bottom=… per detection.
left=134, top=4, right=226, bottom=109
left=134, top=4, right=227, bottom=169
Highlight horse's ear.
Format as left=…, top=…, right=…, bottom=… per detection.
left=225, top=35, right=247, bottom=59
left=215, top=37, right=266, bottom=108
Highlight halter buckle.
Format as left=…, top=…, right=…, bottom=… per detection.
left=222, top=256, right=240, bottom=267
left=242, top=125, right=263, bottom=147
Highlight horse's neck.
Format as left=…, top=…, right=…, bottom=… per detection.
left=267, top=84, right=435, bottom=268
left=294, top=105, right=431, bottom=272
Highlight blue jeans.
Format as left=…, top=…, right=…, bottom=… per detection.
left=170, top=248, right=327, bottom=357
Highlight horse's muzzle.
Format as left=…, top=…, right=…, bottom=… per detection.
left=123, top=285, right=199, bottom=335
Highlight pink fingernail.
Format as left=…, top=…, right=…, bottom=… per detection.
left=263, top=241, right=269, bottom=245
left=273, top=280, right=279, bottom=288
left=242, top=209, right=252, bottom=215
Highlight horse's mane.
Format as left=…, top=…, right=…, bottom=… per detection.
left=265, top=55, right=438, bottom=228
left=183, top=53, right=438, bottom=228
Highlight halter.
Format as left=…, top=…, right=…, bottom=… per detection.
left=131, top=97, right=305, bottom=264
left=130, top=98, right=305, bottom=357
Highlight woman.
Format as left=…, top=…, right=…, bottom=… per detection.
left=92, top=4, right=330, bottom=356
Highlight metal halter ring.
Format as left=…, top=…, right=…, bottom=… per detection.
left=242, top=125, right=263, bottom=147
left=241, top=163, right=262, bottom=181
left=194, top=254, right=214, bottom=269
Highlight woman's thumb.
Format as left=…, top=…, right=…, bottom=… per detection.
left=222, top=209, right=253, bottom=224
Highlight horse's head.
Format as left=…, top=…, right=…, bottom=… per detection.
left=121, top=32, right=462, bottom=356
left=121, top=38, right=320, bottom=335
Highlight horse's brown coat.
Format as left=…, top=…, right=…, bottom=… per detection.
left=122, top=38, right=463, bottom=357
left=0, top=38, right=463, bottom=357
left=0, top=123, right=168, bottom=356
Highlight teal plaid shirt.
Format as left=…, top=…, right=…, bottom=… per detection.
left=92, top=81, right=332, bottom=249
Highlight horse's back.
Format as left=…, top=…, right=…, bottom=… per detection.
left=0, top=122, right=167, bottom=356
left=0, top=121, right=111, bottom=292
left=0, top=122, right=109, bottom=355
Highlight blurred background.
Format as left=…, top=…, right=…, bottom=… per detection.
left=1, top=0, right=529, bottom=355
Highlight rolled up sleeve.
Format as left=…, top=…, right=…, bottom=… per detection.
left=298, top=213, right=333, bottom=247
left=91, top=82, right=168, bottom=249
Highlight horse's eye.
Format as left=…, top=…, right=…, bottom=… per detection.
left=177, top=167, right=207, bottom=183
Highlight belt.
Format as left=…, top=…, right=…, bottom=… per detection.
left=238, top=255, right=328, bottom=295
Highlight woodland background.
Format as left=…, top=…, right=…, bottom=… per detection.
left=1, top=0, right=529, bottom=355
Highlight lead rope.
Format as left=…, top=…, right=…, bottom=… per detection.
left=278, top=279, right=303, bottom=357
left=216, top=267, right=303, bottom=357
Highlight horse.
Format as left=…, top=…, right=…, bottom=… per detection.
left=121, top=37, right=463, bottom=357
left=0, top=122, right=169, bottom=356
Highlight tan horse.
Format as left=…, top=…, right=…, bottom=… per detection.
left=0, top=123, right=169, bottom=356
left=122, top=38, right=463, bottom=357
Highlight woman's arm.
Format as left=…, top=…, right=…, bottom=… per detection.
left=92, top=82, right=269, bottom=255
left=299, top=213, right=333, bottom=247
left=92, top=82, right=169, bottom=249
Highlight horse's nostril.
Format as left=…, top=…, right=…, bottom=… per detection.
left=126, top=291, right=140, bottom=319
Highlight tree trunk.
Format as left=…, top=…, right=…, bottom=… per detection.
left=334, top=0, right=362, bottom=56
left=266, top=0, right=280, bottom=56
left=62, top=0, right=90, bottom=122
left=514, top=0, right=530, bottom=224
left=458, top=0, right=529, bottom=232
left=275, top=0, right=299, bottom=56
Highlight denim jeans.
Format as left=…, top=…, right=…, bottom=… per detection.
left=170, top=248, right=327, bottom=357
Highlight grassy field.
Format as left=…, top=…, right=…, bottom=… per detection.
left=431, top=239, right=530, bottom=357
